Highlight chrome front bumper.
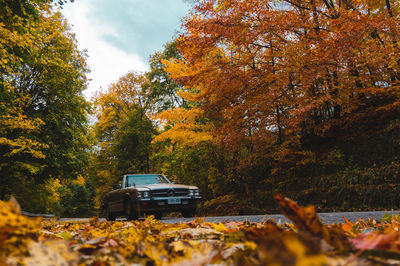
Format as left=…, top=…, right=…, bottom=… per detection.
left=135, top=196, right=201, bottom=212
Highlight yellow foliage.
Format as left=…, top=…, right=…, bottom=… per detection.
left=209, top=222, right=229, bottom=233
left=73, top=175, right=86, bottom=186
left=0, top=198, right=42, bottom=258
left=44, top=178, right=62, bottom=204
left=155, top=108, right=215, bottom=146
left=0, top=106, right=49, bottom=161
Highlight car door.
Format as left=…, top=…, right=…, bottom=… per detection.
left=114, top=176, right=130, bottom=212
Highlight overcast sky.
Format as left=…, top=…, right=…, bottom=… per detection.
left=61, top=0, right=192, bottom=98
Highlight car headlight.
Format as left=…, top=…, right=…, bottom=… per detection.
left=137, top=191, right=150, bottom=198
left=189, top=189, right=199, bottom=196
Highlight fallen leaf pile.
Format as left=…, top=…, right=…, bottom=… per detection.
left=1, top=196, right=399, bottom=265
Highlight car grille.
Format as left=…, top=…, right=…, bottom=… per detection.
left=151, top=188, right=188, bottom=197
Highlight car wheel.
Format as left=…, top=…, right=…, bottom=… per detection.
left=182, top=209, right=195, bottom=218
left=124, top=199, right=137, bottom=220
left=106, top=205, right=115, bottom=221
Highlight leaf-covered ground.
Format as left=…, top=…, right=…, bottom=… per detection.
left=1, top=196, right=399, bottom=266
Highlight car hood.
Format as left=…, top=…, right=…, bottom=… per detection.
left=136, top=183, right=197, bottom=190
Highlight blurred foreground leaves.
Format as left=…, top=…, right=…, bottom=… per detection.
left=1, top=196, right=399, bottom=265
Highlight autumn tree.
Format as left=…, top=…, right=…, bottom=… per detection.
left=144, top=41, right=188, bottom=114
left=0, top=1, right=90, bottom=212
left=19, top=13, right=90, bottom=183
left=0, top=0, right=50, bottom=200
left=55, top=176, right=97, bottom=217
left=115, top=108, right=156, bottom=174
left=144, top=42, right=228, bottom=202
left=156, top=0, right=400, bottom=210
left=0, top=103, right=48, bottom=200
left=91, top=72, right=156, bottom=200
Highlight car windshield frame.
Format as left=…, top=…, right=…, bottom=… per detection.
left=125, top=174, right=171, bottom=187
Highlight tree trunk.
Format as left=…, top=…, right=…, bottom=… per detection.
left=276, top=106, right=282, bottom=145
left=386, top=0, right=393, bottom=17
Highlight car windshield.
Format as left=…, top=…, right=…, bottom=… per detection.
left=126, top=174, right=170, bottom=187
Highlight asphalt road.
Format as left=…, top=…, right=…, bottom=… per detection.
left=59, top=210, right=400, bottom=224
left=162, top=210, right=400, bottom=224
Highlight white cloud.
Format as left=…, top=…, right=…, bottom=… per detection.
left=61, top=0, right=148, bottom=98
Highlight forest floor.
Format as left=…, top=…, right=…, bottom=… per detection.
left=1, top=195, right=400, bottom=265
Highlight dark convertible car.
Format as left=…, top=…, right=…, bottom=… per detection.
left=103, top=174, right=201, bottom=220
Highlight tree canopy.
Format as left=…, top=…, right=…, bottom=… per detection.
left=91, top=72, right=156, bottom=199
left=0, top=0, right=91, bottom=212
left=159, top=0, right=400, bottom=154
left=2, top=0, right=400, bottom=215
left=151, top=0, right=400, bottom=212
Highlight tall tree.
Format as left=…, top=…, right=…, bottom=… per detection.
left=14, top=13, right=90, bottom=182
left=91, top=72, right=155, bottom=199
left=159, top=0, right=400, bottom=162
left=144, top=41, right=187, bottom=114
left=0, top=1, right=90, bottom=211
left=0, top=1, right=53, bottom=199
left=153, top=0, right=400, bottom=209
left=115, top=107, right=155, bottom=173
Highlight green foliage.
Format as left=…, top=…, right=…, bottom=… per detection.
left=90, top=72, right=156, bottom=203
left=55, top=180, right=96, bottom=217
left=14, top=13, right=90, bottom=182
left=144, top=41, right=187, bottom=113
left=115, top=107, right=156, bottom=173
left=0, top=1, right=90, bottom=214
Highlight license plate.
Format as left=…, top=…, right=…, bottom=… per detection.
left=167, top=198, right=181, bottom=204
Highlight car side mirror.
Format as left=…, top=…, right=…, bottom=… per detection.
left=113, top=183, right=122, bottom=190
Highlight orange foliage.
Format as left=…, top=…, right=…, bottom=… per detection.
left=154, top=107, right=215, bottom=146
left=158, top=0, right=400, bottom=156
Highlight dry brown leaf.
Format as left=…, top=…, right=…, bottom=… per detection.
left=274, top=194, right=352, bottom=251
left=7, top=240, right=79, bottom=266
